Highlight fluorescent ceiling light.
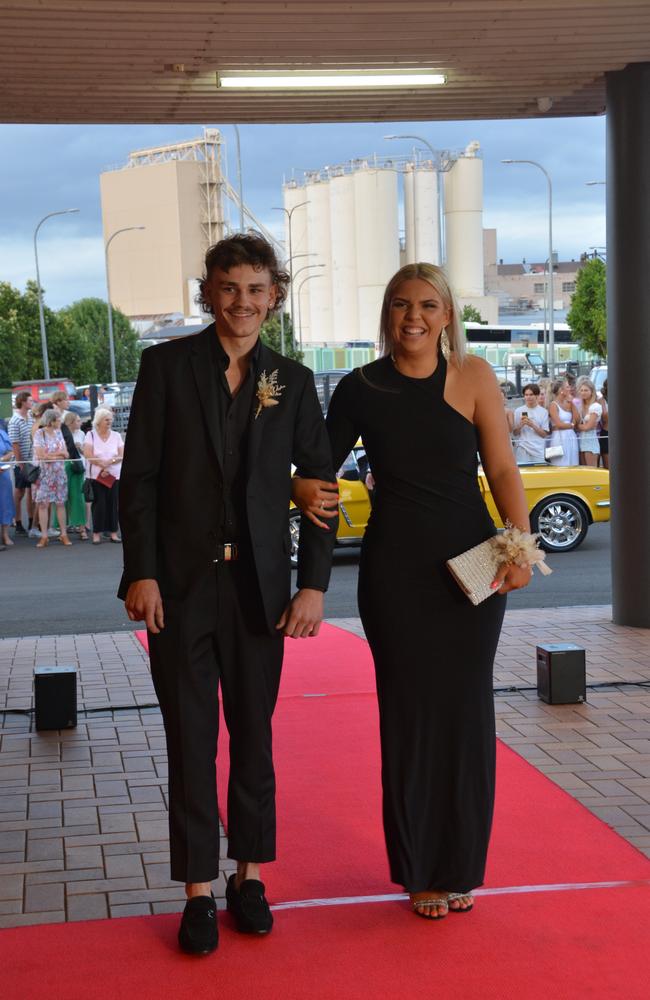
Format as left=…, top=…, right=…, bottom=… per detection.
left=217, top=71, right=446, bottom=90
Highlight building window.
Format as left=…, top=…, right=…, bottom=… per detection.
left=533, top=282, right=545, bottom=293
left=562, top=281, right=576, bottom=293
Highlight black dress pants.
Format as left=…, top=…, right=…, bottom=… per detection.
left=91, top=479, right=119, bottom=533
left=148, top=557, right=284, bottom=883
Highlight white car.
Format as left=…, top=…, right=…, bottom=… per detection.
left=589, top=365, right=607, bottom=394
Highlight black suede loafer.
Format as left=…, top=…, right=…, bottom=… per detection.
left=225, top=875, right=273, bottom=934
left=178, top=894, right=218, bottom=955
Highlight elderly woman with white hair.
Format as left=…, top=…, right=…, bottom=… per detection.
left=83, top=406, right=123, bottom=544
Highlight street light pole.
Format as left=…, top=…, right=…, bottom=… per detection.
left=502, top=159, right=555, bottom=374
left=292, top=262, right=326, bottom=283
left=385, top=133, right=442, bottom=264
left=272, top=201, right=308, bottom=330
left=33, top=208, right=80, bottom=378
left=296, top=273, right=323, bottom=351
left=105, top=226, right=145, bottom=383
left=293, top=265, right=326, bottom=350
left=232, top=125, right=245, bottom=231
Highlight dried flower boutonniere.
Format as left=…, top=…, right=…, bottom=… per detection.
left=255, top=369, right=285, bottom=419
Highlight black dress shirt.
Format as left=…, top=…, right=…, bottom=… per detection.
left=209, top=333, right=260, bottom=544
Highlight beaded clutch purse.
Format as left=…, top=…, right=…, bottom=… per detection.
left=447, top=524, right=552, bottom=605
left=446, top=538, right=501, bottom=606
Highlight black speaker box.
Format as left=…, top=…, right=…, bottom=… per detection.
left=34, top=666, right=77, bottom=730
left=536, top=643, right=586, bottom=704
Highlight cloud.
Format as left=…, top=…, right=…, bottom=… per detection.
left=0, top=116, right=607, bottom=308
left=0, top=233, right=106, bottom=308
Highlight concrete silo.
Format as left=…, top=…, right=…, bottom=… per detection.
left=329, top=172, right=358, bottom=343
left=443, top=141, right=484, bottom=297
left=404, top=165, right=440, bottom=265
left=353, top=167, right=400, bottom=342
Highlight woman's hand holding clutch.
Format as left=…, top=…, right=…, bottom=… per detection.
left=490, top=561, right=533, bottom=595
left=291, top=477, right=339, bottom=530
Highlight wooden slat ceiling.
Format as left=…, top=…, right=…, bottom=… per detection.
left=1, top=0, right=649, bottom=124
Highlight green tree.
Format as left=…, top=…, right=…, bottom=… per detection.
left=460, top=304, right=486, bottom=324
left=260, top=313, right=303, bottom=362
left=566, top=258, right=607, bottom=358
left=0, top=280, right=67, bottom=382
left=58, top=297, right=142, bottom=382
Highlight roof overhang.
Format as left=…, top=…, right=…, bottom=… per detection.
left=1, top=1, right=650, bottom=124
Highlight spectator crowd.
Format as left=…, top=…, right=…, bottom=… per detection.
left=1, top=390, right=123, bottom=552
left=505, top=372, right=609, bottom=469
left=0, top=371, right=609, bottom=553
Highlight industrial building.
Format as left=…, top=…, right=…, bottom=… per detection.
left=100, top=133, right=504, bottom=347
left=284, top=140, right=499, bottom=352
left=99, top=128, right=275, bottom=333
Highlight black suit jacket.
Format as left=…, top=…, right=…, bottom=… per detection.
left=117, top=325, right=337, bottom=633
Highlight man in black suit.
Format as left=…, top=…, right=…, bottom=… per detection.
left=118, top=233, right=337, bottom=955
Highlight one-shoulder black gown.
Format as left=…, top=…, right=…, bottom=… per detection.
left=326, top=354, right=506, bottom=894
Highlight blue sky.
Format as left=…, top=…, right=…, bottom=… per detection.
left=0, top=116, right=606, bottom=310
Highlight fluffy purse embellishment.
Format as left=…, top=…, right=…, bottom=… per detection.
left=492, top=522, right=553, bottom=577
left=255, top=369, right=285, bottom=419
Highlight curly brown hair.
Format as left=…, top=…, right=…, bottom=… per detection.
left=197, top=232, right=290, bottom=315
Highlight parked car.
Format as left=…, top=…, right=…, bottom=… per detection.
left=492, top=352, right=546, bottom=396
left=313, top=370, right=351, bottom=414
left=12, top=378, right=91, bottom=419
left=12, top=378, right=76, bottom=403
left=289, top=455, right=610, bottom=564
left=589, top=365, right=608, bottom=394
left=68, top=398, right=91, bottom=419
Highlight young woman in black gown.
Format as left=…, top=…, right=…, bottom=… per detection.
left=293, top=264, right=533, bottom=920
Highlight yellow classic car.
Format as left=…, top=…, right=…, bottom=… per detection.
left=289, top=455, right=610, bottom=565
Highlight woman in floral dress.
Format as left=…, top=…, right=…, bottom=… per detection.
left=32, top=409, right=70, bottom=548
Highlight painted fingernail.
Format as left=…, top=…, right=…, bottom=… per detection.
left=490, top=581, right=499, bottom=589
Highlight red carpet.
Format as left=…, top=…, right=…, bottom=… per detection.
left=10, top=625, right=643, bottom=998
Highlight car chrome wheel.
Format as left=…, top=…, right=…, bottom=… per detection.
left=289, top=511, right=300, bottom=567
left=531, top=496, right=589, bottom=553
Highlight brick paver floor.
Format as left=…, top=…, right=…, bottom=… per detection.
left=1, top=606, right=649, bottom=927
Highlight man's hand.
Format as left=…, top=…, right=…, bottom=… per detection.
left=125, top=579, right=165, bottom=634
left=276, top=588, right=324, bottom=638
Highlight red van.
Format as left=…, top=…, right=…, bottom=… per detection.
left=12, top=379, right=76, bottom=403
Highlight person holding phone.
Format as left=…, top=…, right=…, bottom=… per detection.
left=512, top=384, right=549, bottom=463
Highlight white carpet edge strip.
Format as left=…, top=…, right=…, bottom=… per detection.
left=271, top=879, right=650, bottom=911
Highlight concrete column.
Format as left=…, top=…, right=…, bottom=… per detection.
left=606, top=63, right=650, bottom=626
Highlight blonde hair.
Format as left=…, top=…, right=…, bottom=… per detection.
left=577, top=377, right=597, bottom=406
left=63, top=410, right=80, bottom=429
left=537, top=377, right=552, bottom=407
left=92, top=406, right=114, bottom=429
left=378, top=263, right=466, bottom=365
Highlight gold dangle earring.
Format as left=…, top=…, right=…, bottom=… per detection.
left=440, top=327, right=451, bottom=361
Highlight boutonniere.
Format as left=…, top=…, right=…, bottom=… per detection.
left=255, top=369, right=285, bottom=419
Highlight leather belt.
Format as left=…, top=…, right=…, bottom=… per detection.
left=213, top=542, right=239, bottom=563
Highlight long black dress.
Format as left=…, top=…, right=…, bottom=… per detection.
left=326, top=353, right=506, bottom=894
